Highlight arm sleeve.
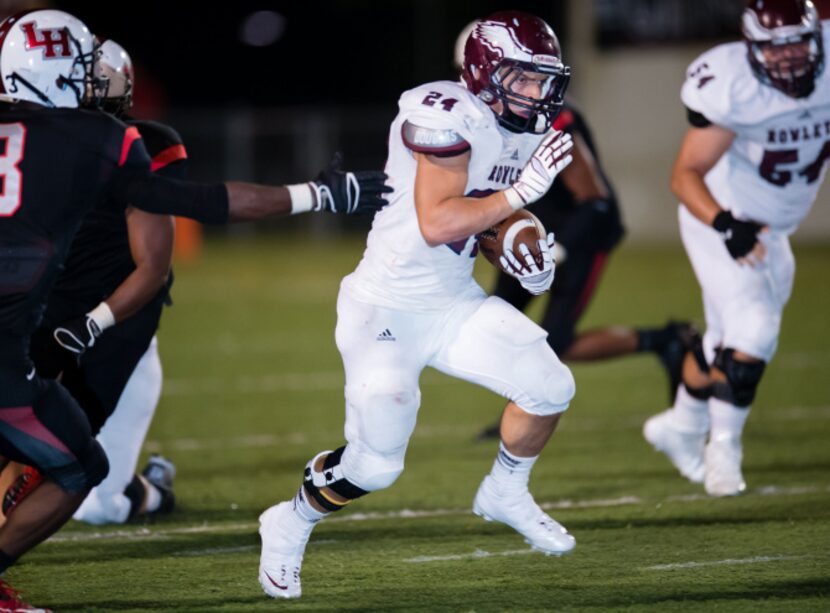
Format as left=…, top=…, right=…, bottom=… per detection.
left=109, top=171, right=229, bottom=225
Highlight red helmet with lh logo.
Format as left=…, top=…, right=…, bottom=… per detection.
left=742, top=0, right=824, bottom=98
left=460, top=11, right=570, bottom=133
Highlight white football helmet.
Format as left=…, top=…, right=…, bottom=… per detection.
left=0, top=9, right=95, bottom=108
left=93, top=39, right=133, bottom=115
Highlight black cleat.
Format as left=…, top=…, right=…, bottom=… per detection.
left=653, top=321, right=700, bottom=403
left=141, top=454, right=176, bottom=515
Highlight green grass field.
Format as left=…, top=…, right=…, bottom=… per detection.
left=12, top=235, right=830, bottom=612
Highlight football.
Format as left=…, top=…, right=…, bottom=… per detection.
left=478, top=209, right=547, bottom=274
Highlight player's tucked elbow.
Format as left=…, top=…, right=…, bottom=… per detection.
left=415, top=201, right=452, bottom=246
left=418, top=218, right=446, bottom=247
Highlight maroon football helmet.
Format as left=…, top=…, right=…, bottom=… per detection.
left=461, top=11, right=570, bottom=133
left=742, top=0, right=824, bottom=98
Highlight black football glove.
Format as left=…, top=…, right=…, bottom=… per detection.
left=53, top=314, right=103, bottom=357
left=712, top=211, right=764, bottom=260
left=312, top=152, right=392, bottom=215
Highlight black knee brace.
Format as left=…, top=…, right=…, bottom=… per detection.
left=302, top=446, right=368, bottom=512
left=712, top=348, right=766, bottom=407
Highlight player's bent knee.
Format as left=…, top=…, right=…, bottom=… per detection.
left=521, top=363, right=575, bottom=416
left=712, top=348, right=766, bottom=407
left=80, top=439, right=109, bottom=489
left=50, top=439, right=109, bottom=493
left=341, top=443, right=404, bottom=492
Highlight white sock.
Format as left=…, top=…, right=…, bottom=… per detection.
left=144, top=482, right=162, bottom=513
left=292, top=486, right=326, bottom=524
left=671, top=386, right=710, bottom=433
left=488, top=442, right=538, bottom=495
left=709, top=398, right=750, bottom=441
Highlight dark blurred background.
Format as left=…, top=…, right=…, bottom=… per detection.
left=7, top=1, right=830, bottom=242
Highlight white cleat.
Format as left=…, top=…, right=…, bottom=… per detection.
left=258, top=501, right=314, bottom=599
left=472, top=476, right=575, bottom=556
left=643, top=409, right=707, bottom=483
left=704, top=434, right=746, bottom=497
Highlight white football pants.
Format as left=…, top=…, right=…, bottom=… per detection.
left=334, top=281, right=575, bottom=491
left=679, top=205, right=795, bottom=362
left=73, top=336, right=163, bottom=525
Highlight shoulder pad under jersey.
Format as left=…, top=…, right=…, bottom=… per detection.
left=401, top=120, right=470, bottom=156
left=128, top=119, right=188, bottom=175
left=680, top=42, right=758, bottom=130
left=397, top=81, right=492, bottom=148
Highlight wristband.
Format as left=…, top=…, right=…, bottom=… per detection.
left=503, top=186, right=527, bottom=211
left=287, top=183, right=316, bottom=215
left=88, top=301, right=116, bottom=332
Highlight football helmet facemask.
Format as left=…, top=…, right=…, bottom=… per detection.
left=742, top=0, right=824, bottom=98
left=0, top=9, right=95, bottom=108
left=91, top=39, right=133, bottom=116
left=460, top=11, right=570, bottom=134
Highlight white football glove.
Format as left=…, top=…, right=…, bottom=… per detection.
left=503, top=131, right=574, bottom=210
left=499, top=232, right=557, bottom=295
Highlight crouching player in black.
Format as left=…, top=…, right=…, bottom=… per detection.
left=0, top=10, right=389, bottom=611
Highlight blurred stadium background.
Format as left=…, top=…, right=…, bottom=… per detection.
left=3, top=1, right=829, bottom=610
left=15, top=0, right=830, bottom=243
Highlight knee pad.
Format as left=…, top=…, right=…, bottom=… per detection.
left=340, top=442, right=405, bottom=492
left=79, top=439, right=109, bottom=490
left=543, top=363, right=576, bottom=414
left=712, top=348, right=766, bottom=407
left=302, top=446, right=369, bottom=512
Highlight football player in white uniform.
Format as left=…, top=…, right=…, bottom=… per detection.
left=644, top=0, right=830, bottom=496
left=258, top=11, right=577, bottom=599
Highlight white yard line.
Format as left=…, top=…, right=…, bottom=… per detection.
left=48, top=485, right=828, bottom=546
left=145, top=399, right=830, bottom=452
left=173, top=545, right=257, bottom=557
left=404, top=548, right=536, bottom=563
left=643, top=554, right=809, bottom=571
left=172, top=539, right=338, bottom=558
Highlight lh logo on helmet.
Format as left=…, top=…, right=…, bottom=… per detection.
left=20, top=22, right=72, bottom=59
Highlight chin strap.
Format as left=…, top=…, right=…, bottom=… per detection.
left=5, top=73, right=54, bottom=107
